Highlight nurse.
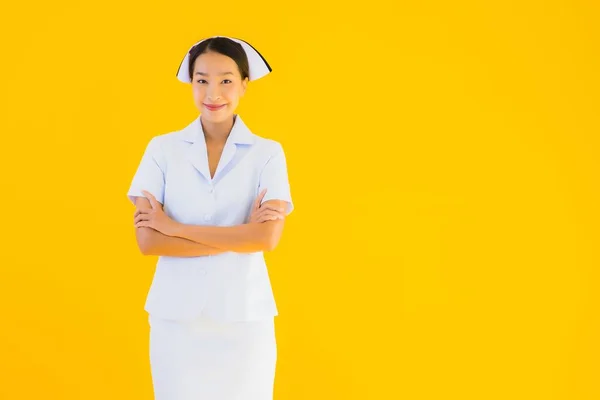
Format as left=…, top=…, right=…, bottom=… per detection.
left=127, top=36, right=293, bottom=400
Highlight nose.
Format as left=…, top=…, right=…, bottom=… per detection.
left=207, top=84, right=222, bottom=102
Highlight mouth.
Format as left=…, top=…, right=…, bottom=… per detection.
left=204, top=103, right=227, bottom=111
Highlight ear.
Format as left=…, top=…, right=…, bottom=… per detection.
left=240, top=77, right=249, bottom=96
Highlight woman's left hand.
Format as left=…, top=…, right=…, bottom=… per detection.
left=134, top=190, right=180, bottom=236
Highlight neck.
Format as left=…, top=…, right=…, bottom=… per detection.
left=200, top=114, right=235, bottom=145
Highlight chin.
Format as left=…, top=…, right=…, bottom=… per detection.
left=199, top=108, right=230, bottom=121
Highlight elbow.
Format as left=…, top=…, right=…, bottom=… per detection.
left=263, top=242, right=275, bottom=252
left=262, top=233, right=281, bottom=252
left=259, top=222, right=284, bottom=252
left=139, top=243, right=154, bottom=256
left=136, top=228, right=156, bottom=255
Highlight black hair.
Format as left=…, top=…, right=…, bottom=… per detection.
left=187, top=37, right=250, bottom=81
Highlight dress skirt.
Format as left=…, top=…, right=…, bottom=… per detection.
left=148, top=313, right=277, bottom=400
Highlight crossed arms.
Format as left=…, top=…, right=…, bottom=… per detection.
left=132, top=189, right=289, bottom=257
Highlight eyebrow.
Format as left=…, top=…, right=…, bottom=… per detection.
left=194, top=72, right=234, bottom=76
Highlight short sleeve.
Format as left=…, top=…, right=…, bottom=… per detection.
left=258, top=144, right=294, bottom=215
left=127, top=136, right=166, bottom=206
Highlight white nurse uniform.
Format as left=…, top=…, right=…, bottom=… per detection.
left=127, top=113, right=293, bottom=400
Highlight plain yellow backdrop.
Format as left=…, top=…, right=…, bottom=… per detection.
left=1, top=0, right=599, bottom=399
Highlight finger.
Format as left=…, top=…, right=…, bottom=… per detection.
left=135, top=211, right=151, bottom=219
left=260, top=205, right=285, bottom=213
left=262, top=210, right=284, bottom=218
left=252, top=192, right=261, bottom=211
left=253, top=206, right=284, bottom=218
left=142, top=190, right=158, bottom=209
left=253, top=188, right=267, bottom=210
left=258, top=215, right=282, bottom=223
left=258, top=211, right=285, bottom=221
left=252, top=204, right=280, bottom=214
left=134, top=208, right=151, bottom=218
left=134, top=214, right=150, bottom=224
left=252, top=189, right=264, bottom=211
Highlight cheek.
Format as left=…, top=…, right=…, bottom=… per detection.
left=192, top=85, right=205, bottom=99
left=223, top=86, right=241, bottom=101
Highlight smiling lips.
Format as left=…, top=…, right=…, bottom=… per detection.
left=204, top=103, right=226, bottom=111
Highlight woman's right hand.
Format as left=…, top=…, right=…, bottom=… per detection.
left=249, top=189, right=286, bottom=223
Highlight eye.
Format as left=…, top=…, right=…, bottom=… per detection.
left=222, top=79, right=232, bottom=84
left=196, top=79, right=207, bottom=84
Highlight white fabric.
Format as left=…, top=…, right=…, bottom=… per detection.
left=127, top=114, right=293, bottom=322
left=149, top=314, right=277, bottom=400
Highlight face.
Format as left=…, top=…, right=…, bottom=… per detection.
left=191, top=51, right=248, bottom=123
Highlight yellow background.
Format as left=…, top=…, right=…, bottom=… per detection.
left=1, top=0, right=599, bottom=399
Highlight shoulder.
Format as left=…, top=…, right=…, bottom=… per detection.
left=141, top=129, right=185, bottom=158
left=248, top=137, right=290, bottom=174
left=251, top=135, right=287, bottom=158
left=147, top=130, right=181, bottom=147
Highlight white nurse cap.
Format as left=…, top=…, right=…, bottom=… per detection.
left=176, top=36, right=272, bottom=83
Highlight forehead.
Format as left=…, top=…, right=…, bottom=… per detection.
left=193, top=51, right=238, bottom=72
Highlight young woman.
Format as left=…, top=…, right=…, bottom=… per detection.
left=127, top=35, right=294, bottom=400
